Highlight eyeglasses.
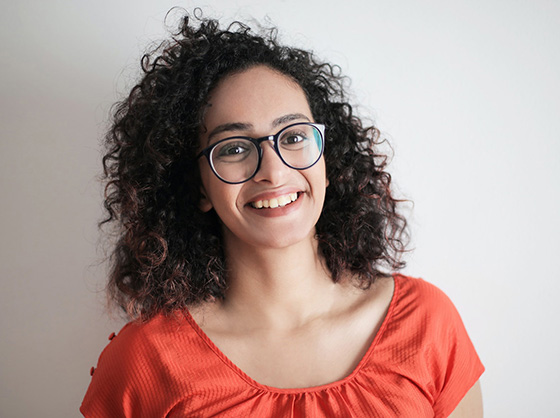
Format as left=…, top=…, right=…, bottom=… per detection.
left=197, top=122, right=325, bottom=184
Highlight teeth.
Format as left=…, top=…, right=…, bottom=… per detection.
left=251, top=192, right=299, bottom=209
left=277, top=195, right=290, bottom=206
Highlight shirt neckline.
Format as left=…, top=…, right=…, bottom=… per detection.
left=183, top=274, right=401, bottom=395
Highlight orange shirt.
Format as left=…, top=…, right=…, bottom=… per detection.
left=81, top=275, right=484, bottom=417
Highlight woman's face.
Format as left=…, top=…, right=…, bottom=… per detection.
left=198, top=65, right=328, bottom=250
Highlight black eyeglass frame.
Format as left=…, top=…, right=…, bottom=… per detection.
left=197, top=122, right=325, bottom=184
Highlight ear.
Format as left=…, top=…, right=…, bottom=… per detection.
left=199, top=186, right=213, bottom=212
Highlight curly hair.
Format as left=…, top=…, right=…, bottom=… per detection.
left=101, top=11, right=409, bottom=320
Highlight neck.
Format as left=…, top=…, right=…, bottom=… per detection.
left=221, top=229, right=343, bottom=329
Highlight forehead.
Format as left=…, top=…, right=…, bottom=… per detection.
left=202, top=66, right=312, bottom=131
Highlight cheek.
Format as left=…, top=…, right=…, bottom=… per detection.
left=203, top=179, right=242, bottom=217
left=314, top=159, right=328, bottom=192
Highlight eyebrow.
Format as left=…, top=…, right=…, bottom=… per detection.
left=272, top=113, right=311, bottom=127
left=206, top=113, right=311, bottom=142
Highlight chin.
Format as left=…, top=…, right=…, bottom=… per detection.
left=252, top=234, right=312, bottom=250
left=225, top=225, right=317, bottom=251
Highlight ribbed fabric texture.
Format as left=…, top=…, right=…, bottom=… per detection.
left=81, top=275, right=484, bottom=417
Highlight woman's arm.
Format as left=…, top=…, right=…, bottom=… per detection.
left=448, top=380, right=483, bottom=418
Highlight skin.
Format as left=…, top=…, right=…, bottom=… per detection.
left=198, top=67, right=327, bottom=251
left=194, top=65, right=482, bottom=414
left=449, top=381, right=483, bottom=417
left=196, top=65, right=391, bottom=388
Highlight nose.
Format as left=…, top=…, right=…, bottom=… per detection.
left=252, top=140, right=290, bottom=184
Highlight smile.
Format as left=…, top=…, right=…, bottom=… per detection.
left=250, top=192, right=299, bottom=209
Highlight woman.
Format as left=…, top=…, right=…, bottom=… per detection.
left=82, top=12, right=484, bottom=417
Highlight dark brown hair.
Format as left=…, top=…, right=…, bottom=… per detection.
left=101, top=12, right=408, bottom=319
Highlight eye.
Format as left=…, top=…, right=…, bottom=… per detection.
left=219, top=144, right=247, bottom=156
left=280, top=130, right=310, bottom=149
left=214, top=140, right=254, bottom=162
left=284, top=134, right=305, bottom=144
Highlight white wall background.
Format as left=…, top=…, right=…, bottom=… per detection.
left=1, top=0, right=558, bottom=416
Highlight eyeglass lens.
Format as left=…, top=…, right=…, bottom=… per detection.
left=209, top=123, right=323, bottom=183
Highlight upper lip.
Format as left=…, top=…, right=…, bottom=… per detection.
left=245, top=188, right=302, bottom=205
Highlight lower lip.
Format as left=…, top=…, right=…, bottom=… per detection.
left=246, top=194, right=304, bottom=218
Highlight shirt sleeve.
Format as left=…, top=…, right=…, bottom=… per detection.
left=80, top=324, right=145, bottom=417
left=427, top=283, right=485, bottom=418
left=80, top=320, right=184, bottom=418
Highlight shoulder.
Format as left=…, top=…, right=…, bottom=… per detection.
left=392, top=274, right=460, bottom=322
left=94, top=313, right=191, bottom=369
left=394, top=273, right=451, bottom=302
left=386, top=274, right=485, bottom=418
left=80, top=313, right=201, bottom=417
left=382, top=274, right=483, bottom=377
